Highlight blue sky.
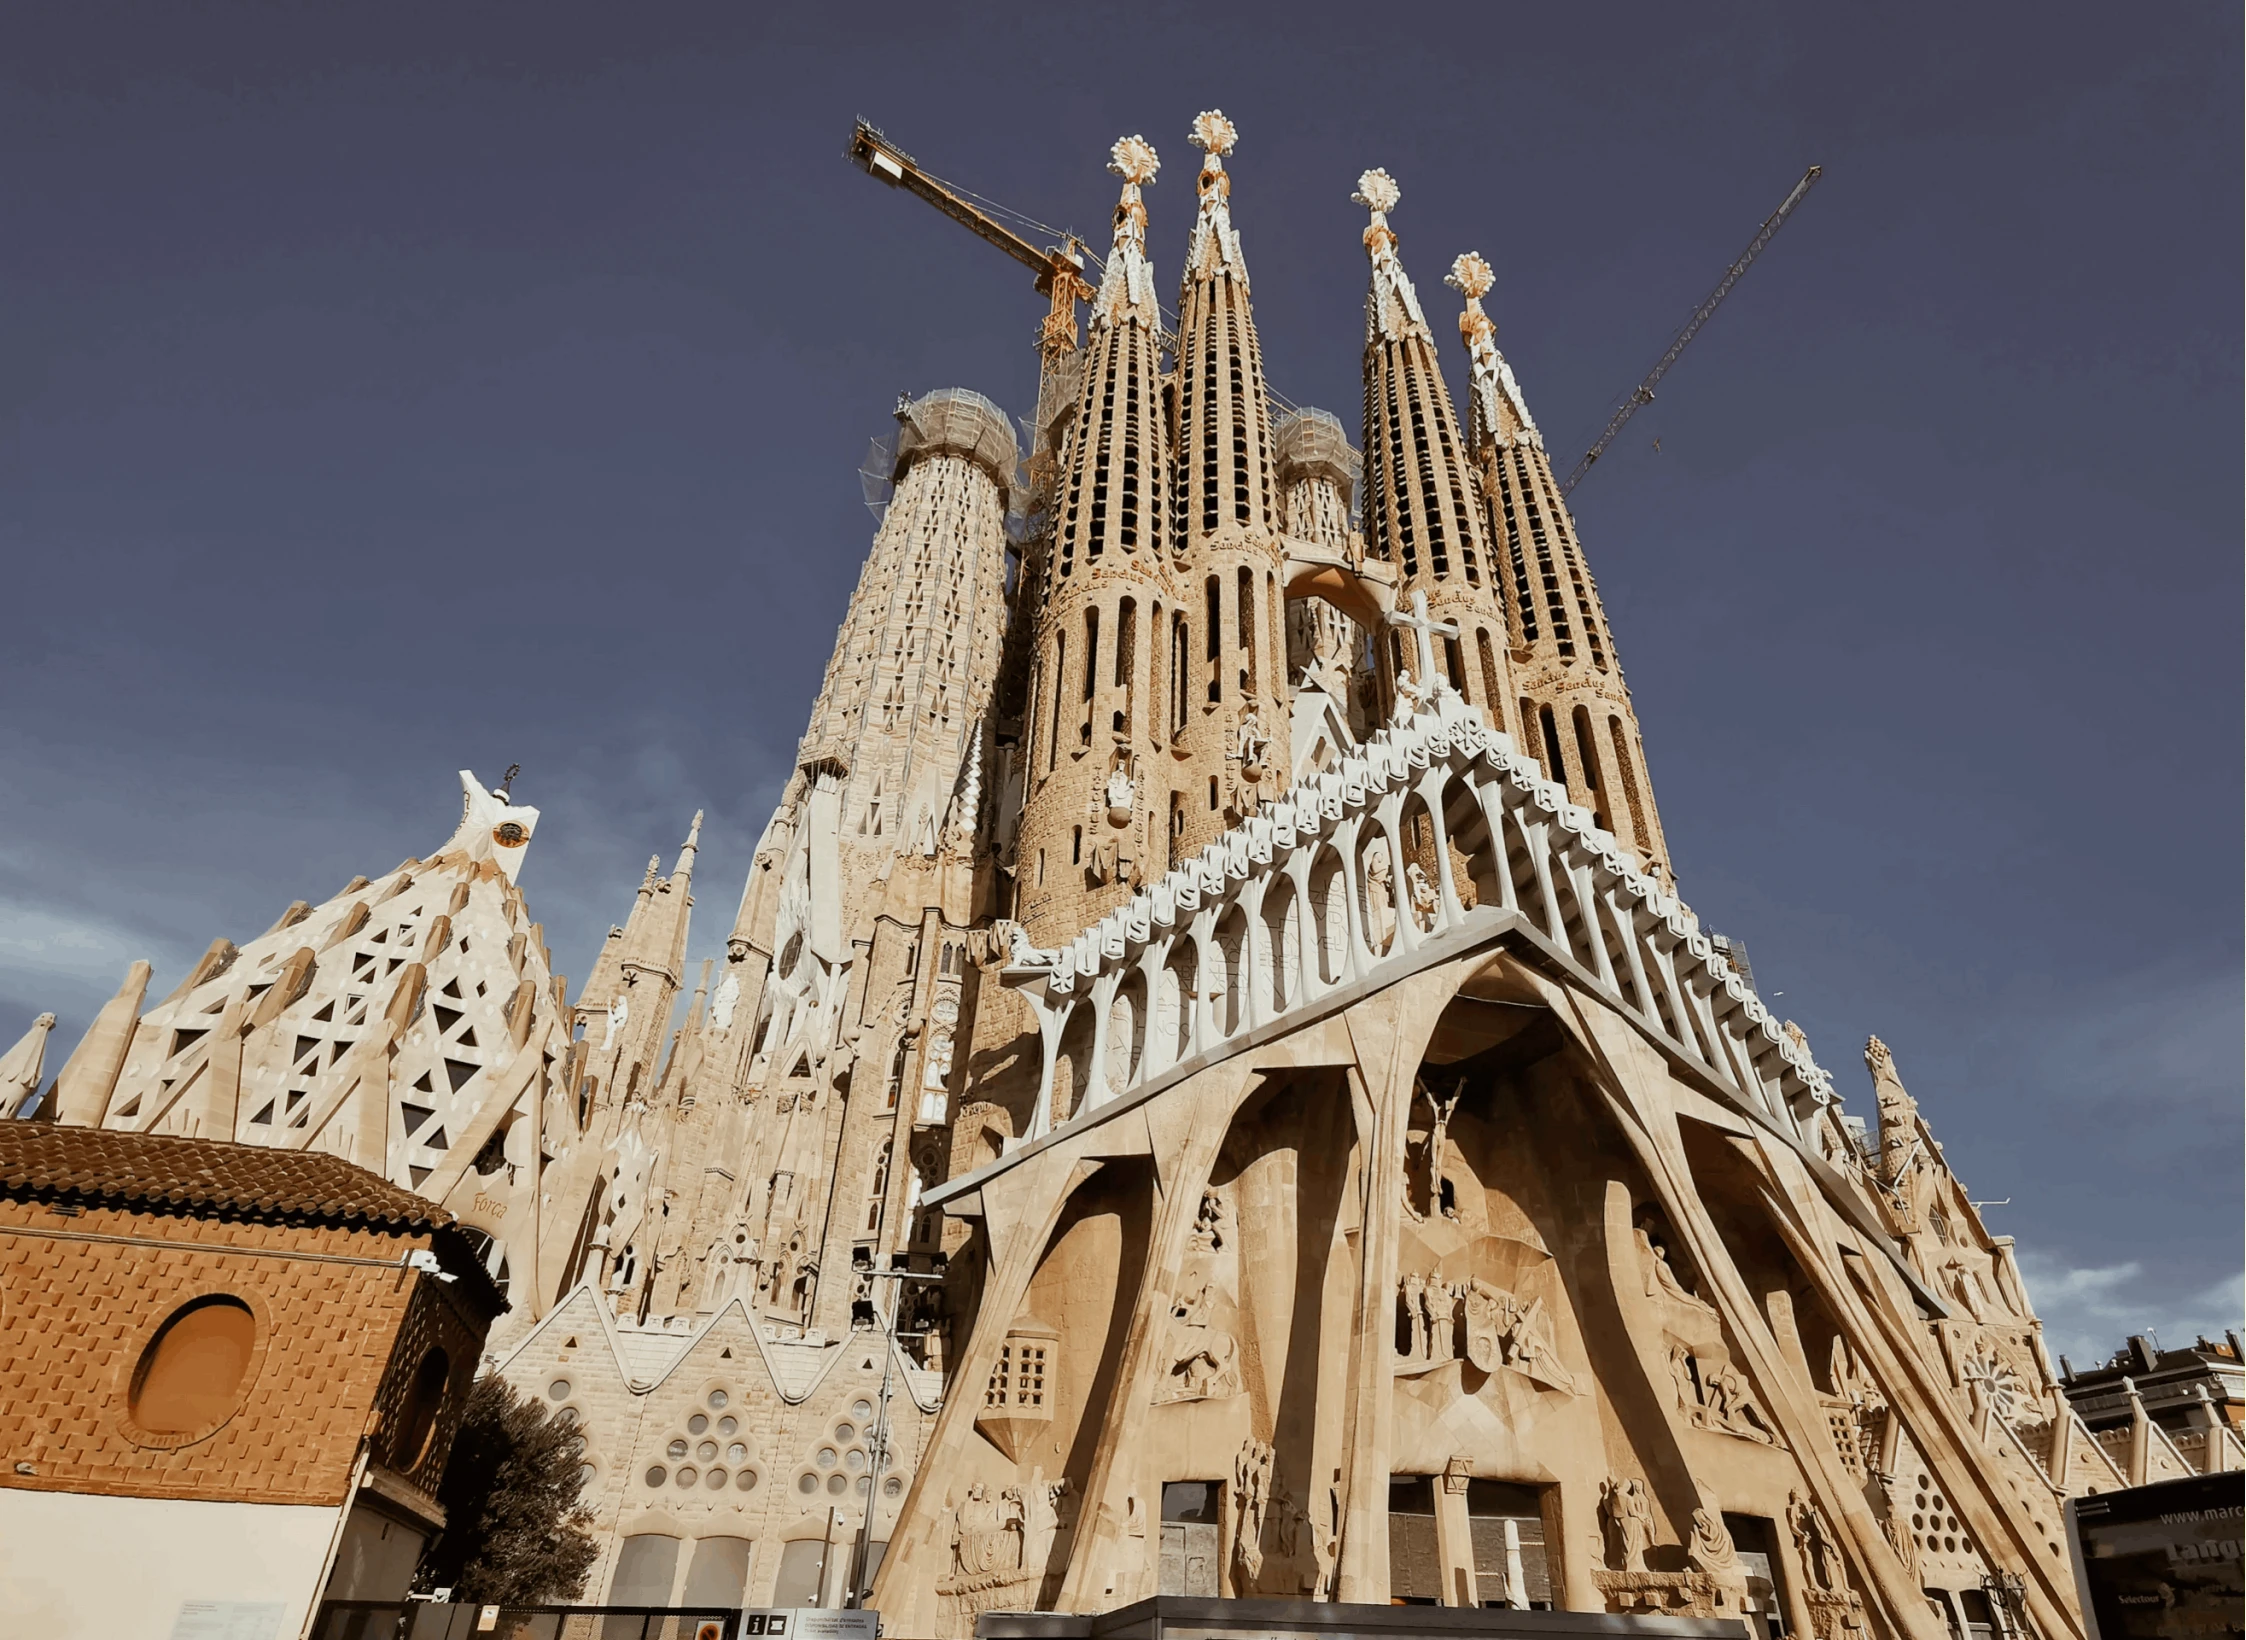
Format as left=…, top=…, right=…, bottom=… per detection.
left=2, top=1, right=2237, bottom=1363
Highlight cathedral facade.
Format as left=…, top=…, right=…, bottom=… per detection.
left=7, top=113, right=2194, bottom=1631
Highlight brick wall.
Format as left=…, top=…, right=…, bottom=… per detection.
left=0, top=1196, right=468, bottom=1506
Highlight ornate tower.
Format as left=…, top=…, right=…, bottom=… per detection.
left=1353, top=170, right=1518, bottom=736
left=1275, top=407, right=1367, bottom=710
left=1014, top=136, right=1181, bottom=944
left=1449, top=252, right=1670, bottom=875
left=1171, top=110, right=1291, bottom=851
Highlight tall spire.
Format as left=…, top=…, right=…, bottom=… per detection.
left=1015, top=136, right=1182, bottom=947
left=1091, top=135, right=1162, bottom=329
left=1447, top=251, right=1669, bottom=875
left=1170, top=109, right=1289, bottom=851
left=1352, top=170, right=1515, bottom=734
left=673, top=809, right=703, bottom=882
left=1446, top=251, right=1541, bottom=453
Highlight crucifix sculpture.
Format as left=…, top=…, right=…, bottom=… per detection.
left=1385, top=590, right=1460, bottom=703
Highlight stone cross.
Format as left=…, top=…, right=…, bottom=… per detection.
left=1385, top=590, right=1460, bottom=690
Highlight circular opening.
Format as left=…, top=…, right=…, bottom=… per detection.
left=826, top=1473, right=848, bottom=1495
left=816, top=1447, right=838, bottom=1469
left=727, top=1442, right=747, bottom=1463
left=718, top=1415, right=739, bottom=1436
left=844, top=1449, right=867, bottom=1473
left=797, top=1472, right=819, bottom=1495
left=854, top=1475, right=871, bottom=1495
left=697, top=1440, right=718, bottom=1461
left=578, top=1462, right=597, bottom=1487
left=130, top=1296, right=258, bottom=1437
left=392, top=1348, right=451, bottom=1468
left=834, top=1422, right=856, bottom=1443
left=548, top=1378, right=572, bottom=1401
left=851, top=1399, right=874, bottom=1421
left=737, top=1469, right=760, bottom=1492
left=883, top=1476, right=904, bottom=1497
left=706, top=1468, right=728, bottom=1490
left=668, top=1439, right=689, bottom=1460
left=708, top=1389, right=729, bottom=1410
left=646, top=1466, right=668, bottom=1487
left=675, top=1466, right=698, bottom=1488
left=688, top=1413, right=709, bottom=1435
left=555, top=1406, right=580, bottom=1429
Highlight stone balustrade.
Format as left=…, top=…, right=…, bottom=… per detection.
left=994, top=687, right=1837, bottom=1145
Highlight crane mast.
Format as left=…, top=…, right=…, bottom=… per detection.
left=1562, top=164, right=1823, bottom=497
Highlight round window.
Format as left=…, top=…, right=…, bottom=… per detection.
left=129, top=1296, right=258, bottom=1437
left=816, top=1447, right=838, bottom=1469
left=854, top=1475, right=871, bottom=1495
left=797, top=1471, right=819, bottom=1495
left=668, top=1438, right=689, bottom=1460
left=834, top=1422, right=856, bottom=1442
left=578, top=1462, right=597, bottom=1487
left=688, top=1413, right=709, bottom=1435
left=851, top=1399, right=874, bottom=1421
left=708, top=1389, right=729, bottom=1410
left=706, top=1468, right=728, bottom=1490
left=646, top=1466, right=668, bottom=1487
left=844, top=1449, right=867, bottom=1473
left=726, top=1442, right=747, bottom=1464
left=718, top=1415, right=739, bottom=1436
left=675, top=1466, right=698, bottom=1488
left=697, top=1440, right=718, bottom=1461
left=883, top=1477, right=904, bottom=1497
left=826, top=1473, right=848, bottom=1496
left=548, top=1379, right=572, bottom=1400
left=737, top=1469, right=760, bottom=1492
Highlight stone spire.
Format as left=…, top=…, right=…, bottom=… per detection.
left=1016, top=136, right=1182, bottom=946
left=1449, top=251, right=1669, bottom=875
left=0, top=1012, right=54, bottom=1119
left=1173, top=110, right=1288, bottom=849
left=1353, top=172, right=1515, bottom=733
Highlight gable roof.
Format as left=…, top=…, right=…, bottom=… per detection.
left=0, top=1124, right=506, bottom=1312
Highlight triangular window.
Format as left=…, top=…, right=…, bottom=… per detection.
left=444, top=1059, right=479, bottom=1092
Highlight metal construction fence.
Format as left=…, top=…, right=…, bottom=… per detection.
left=312, top=1602, right=739, bottom=1640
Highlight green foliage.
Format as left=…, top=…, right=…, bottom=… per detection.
left=414, top=1373, right=600, bottom=1606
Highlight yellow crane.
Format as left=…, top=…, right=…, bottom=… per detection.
left=848, top=119, right=1095, bottom=509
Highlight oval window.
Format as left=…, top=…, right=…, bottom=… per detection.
left=392, top=1348, right=452, bottom=1467
left=131, top=1296, right=257, bottom=1435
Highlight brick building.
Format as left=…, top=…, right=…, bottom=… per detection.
left=0, top=1125, right=505, bottom=1639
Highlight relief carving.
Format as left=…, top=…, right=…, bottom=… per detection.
left=1670, top=1343, right=1782, bottom=1445
left=1591, top=1475, right=1745, bottom=1620
left=1789, top=1489, right=1869, bottom=1640
left=1157, top=1188, right=1241, bottom=1403
left=936, top=1471, right=1075, bottom=1630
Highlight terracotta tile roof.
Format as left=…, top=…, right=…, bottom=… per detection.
left=0, top=1123, right=454, bottom=1231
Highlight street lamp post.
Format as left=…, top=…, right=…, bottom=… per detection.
left=845, top=1257, right=945, bottom=1612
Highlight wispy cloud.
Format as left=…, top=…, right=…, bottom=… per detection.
left=2015, top=1248, right=2244, bottom=1367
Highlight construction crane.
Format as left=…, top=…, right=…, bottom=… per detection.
left=848, top=119, right=1095, bottom=509
left=1562, top=164, right=1823, bottom=497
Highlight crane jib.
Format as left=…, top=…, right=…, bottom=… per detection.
left=1561, top=164, right=1823, bottom=499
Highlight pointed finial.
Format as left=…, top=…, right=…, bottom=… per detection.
left=1189, top=110, right=1238, bottom=161
left=1353, top=168, right=1401, bottom=216
left=1109, top=135, right=1160, bottom=186
left=1445, top=252, right=1494, bottom=302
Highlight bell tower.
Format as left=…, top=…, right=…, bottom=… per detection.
left=1171, top=110, right=1290, bottom=855
left=1353, top=170, right=1519, bottom=736
left=1448, top=251, right=1670, bottom=876
left=1013, top=136, right=1180, bottom=945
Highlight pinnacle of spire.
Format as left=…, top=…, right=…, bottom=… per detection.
left=1184, top=110, right=1248, bottom=287
left=1353, top=168, right=1430, bottom=345
left=1444, top=252, right=1543, bottom=453
left=674, top=809, right=704, bottom=880
left=1092, top=135, right=1162, bottom=328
